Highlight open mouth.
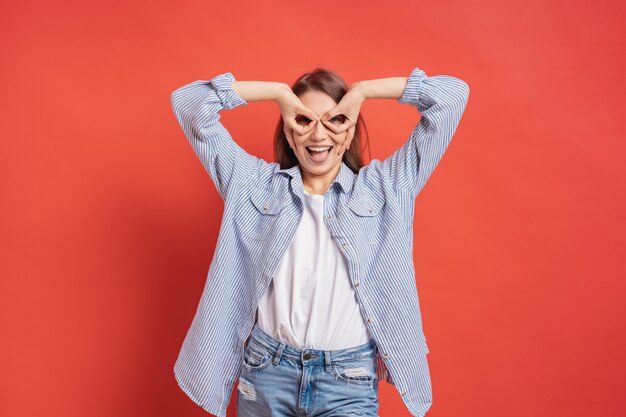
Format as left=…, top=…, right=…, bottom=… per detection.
left=306, top=145, right=333, bottom=163
left=306, top=145, right=333, bottom=155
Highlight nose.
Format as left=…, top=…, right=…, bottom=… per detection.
left=311, top=118, right=329, bottom=140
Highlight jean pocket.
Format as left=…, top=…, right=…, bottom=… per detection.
left=242, top=340, right=274, bottom=372
left=331, top=355, right=377, bottom=386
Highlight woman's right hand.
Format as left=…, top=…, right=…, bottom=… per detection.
left=275, top=88, right=319, bottom=143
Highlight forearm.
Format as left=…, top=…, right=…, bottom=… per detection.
left=351, top=77, right=409, bottom=101
left=360, top=66, right=470, bottom=199
left=232, top=80, right=290, bottom=103
left=170, top=72, right=262, bottom=199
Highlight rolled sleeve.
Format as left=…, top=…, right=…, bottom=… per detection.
left=171, top=71, right=264, bottom=200
left=211, top=72, right=248, bottom=110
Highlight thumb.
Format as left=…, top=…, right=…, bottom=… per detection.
left=321, top=104, right=340, bottom=122
left=303, top=107, right=320, bottom=123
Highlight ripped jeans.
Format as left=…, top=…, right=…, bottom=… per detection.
left=237, top=323, right=380, bottom=417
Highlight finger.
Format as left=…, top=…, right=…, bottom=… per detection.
left=346, top=125, right=355, bottom=150
left=322, top=117, right=352, bottom=135
left=283, top=123, right=295, bottom=150
left=336, top=130, right=348, bottom=156
left=322, top=119, right=341, bottom=134
left=320, top=106, right=338, bottom=123
left=336, top=137, right=345, bottom=156
left=293, top=119, right=316, bottom=136
left=296, top=112, right=320, bottom=135
left=320, top=108, right=336, bottom=123
left=323, top=115, right=354, bottom=135
left=283, top=124, right=291, bottom=149
left=286, top=117, right=310, bottom=136
left=337, top=125, right=355, bottom=156
left=301, top=107, right=320, bottom=123
left=296, top=105, right=319, bottom=135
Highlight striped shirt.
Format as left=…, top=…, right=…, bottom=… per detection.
left=170, top=67, right=470, bottom=417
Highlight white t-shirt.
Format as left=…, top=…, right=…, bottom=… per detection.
left=255, top=188, right=372, bottom=350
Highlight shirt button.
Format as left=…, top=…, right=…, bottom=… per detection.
left=368, top=208, right=373, bottom=213
left=383, top=353, right=390, bottom=358
left=401, top=389, right=407, bottom=395
left=341, top=243, right=348, bottom=249
left=354, top=280, right=360, bottom=287
left=327, top=215, right=332, bottom=219
left=263, top=206, right=268, bottom=211
left=367, top=317, right=373, bottom=324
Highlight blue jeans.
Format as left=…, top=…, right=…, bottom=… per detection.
left=236, top=323, right=380, bottom=417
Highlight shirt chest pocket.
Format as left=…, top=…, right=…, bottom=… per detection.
left=345, top=194, right=385, bottom=245
left=235, top=186, right=288, bottom=241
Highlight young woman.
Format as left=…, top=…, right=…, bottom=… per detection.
left=171, top=66, right=469, bottom=417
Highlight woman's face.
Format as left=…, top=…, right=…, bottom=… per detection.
left=292, top=90, right=348, bottom=179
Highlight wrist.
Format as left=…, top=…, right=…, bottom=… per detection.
left=273, top=83, right=292, bottom=103
left=349, top=81, right=368, bottom=101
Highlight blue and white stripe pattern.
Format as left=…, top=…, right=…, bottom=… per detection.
left=170, top=67, right=469, bottom=417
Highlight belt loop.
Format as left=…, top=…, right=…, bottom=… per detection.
left=273, top=342, right=286, bottom=365
left=324, top=350, right=331, bottom=373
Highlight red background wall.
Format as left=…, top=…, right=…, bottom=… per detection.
left=2, top=0, right=625, bottom=416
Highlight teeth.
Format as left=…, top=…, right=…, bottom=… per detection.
left=306, top=146, right=332, bottom=152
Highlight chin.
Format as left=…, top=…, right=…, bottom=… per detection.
left=308, top=160, right=340, bottom=174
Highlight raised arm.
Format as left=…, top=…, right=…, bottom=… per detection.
left=170, top=72, right=288, bottom=200
left=358, top=66, right=470, bottom=199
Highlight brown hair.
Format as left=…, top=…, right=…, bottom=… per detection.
left=273, top=68, right=371, bottom=174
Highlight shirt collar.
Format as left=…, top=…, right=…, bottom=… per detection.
left=277, top=161, right=355, bottom=195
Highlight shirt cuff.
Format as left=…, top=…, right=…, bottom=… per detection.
left=397, top=67, right=426, bottom=106
left=209, top=72, right=248, bottom=110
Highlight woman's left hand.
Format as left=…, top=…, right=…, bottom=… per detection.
left=320, top=83, right=366, bottom=156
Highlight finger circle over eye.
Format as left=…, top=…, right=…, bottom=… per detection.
left=334, top=124, right=348, bottom=134
left=324, top=121, right=340, bottom=134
